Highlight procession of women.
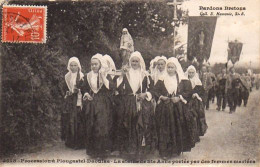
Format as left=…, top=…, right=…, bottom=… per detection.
left=62, top=28, right=258, bottom=160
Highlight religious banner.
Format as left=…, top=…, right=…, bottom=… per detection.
left=187, top=16, right=217, bottom=63
left=227, top=40, right=243, bottom=64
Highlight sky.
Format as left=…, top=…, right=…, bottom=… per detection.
left=177, top=0, right=260, bottom=68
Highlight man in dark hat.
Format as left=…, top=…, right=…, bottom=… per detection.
left=226, top=67, right=241, bottom=113
left=200, top=65, right=213, bottom=110
left=239, top=73, right=251, bottom=107
left=207, top=66, right=217, bottom=104
left=216, top=68, right=227, bottom=111
left=255, top=74, right=260, bottom=90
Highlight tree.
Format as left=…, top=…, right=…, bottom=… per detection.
left=0, top=0, right=188, bottom=156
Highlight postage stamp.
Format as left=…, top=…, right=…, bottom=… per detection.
left=1, top=5, right=47, bottom=43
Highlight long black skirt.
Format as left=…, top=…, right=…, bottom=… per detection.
left=115, top=95, right=157, bottom=156
left=155, top=101, right=197, bottom=158
left=84, top=93, right=113, bottom=157
left=63, top=94, right=85, bottom=149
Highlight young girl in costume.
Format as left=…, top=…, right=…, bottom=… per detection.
left=150, top=57, right=197, bottom=159
left=82, top=54, right=113, bottom=158
left=116, top=51, right=157, bottom=158
left=63, top=57, right=85, bottom=149
left=185, top=65, right=208, bottom=137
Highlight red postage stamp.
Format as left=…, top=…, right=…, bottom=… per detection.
left=2, top=5, right=47, bottom=43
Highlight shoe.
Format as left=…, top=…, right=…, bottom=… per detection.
left=216, top=107, right=220, bottom=111
left=222, top=109, right=225, bottom=111
left=110, top=151, right=120, bottom=156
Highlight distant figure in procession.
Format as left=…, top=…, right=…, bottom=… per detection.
left=199, top=65, right=213, bottom=110
left=120, top=28, right=134, bottom=66
left=255, top=74, right=260, bottom=90
left=226, top=67, right=241, bottom=114
left=216, top=68, right=227, bottom=111
left=207, top=66, right=217, bottom=104
left=239, top=73, right=251, bottom=107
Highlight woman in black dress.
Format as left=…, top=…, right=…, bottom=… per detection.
left=103, top=54, right=121, bottom=155
left=63, top=57, right=85, bottom=149
left=82, top=54, right=114, bottom=158
left=116, top=51, right=157, bottom=158
left=185, top=65, right=208, bottom=137
left=149, top=57, right=197, bottom=159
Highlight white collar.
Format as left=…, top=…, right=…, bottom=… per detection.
left=164, top=74, right=178, bottom=95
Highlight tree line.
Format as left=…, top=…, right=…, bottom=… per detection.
left=0, top=0, right=185, bottom=156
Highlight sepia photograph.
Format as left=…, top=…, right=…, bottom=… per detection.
left=0, top=0, right=259, bottom=166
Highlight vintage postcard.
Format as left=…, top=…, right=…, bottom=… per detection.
left=0, top=0, right=259, bottom=167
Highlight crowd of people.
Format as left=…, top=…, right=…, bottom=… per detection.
left=200, top=64, right=257, bottom=114
left=61, top=28, right=259, bottom=160
left=62, top=51, right=209, bottom=160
